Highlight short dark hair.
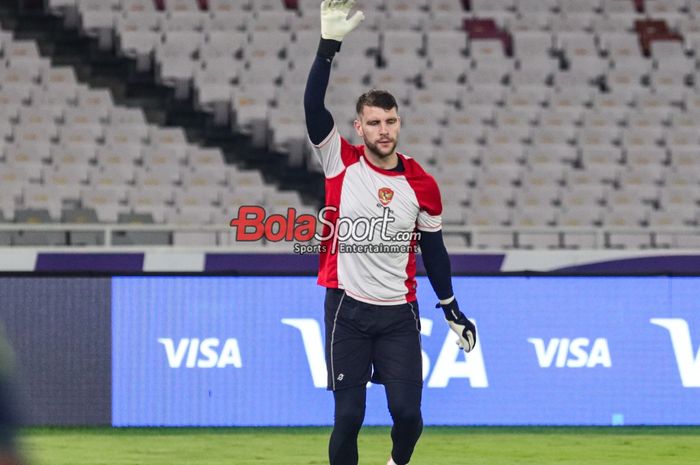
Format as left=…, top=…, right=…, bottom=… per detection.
left=355, top=89, right=398, bottom=115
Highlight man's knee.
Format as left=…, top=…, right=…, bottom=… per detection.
left=389, top=404, right=422, bottom=427
left=333, top=386, right=367, bottom=433
left=386, top=384, right=422, bottom=427
left=334, top=409, right=364, bottom=432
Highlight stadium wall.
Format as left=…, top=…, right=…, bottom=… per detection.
left=4, top=249, right=700, bottom=273
left=1, top=251, right=699, bottom=426
left=0, top=277, right=111, bottom=425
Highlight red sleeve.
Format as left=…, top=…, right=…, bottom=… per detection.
left=404, top=158, right=442, bottom=215
left=340, top=137, right=361, bottom=168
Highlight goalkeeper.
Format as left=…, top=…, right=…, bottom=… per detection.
left=304, top=2, right=477, bottom=465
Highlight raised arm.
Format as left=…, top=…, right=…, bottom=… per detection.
left=304, top=44, right=336, bottom=145
left=304, top=0, right=364, bottom=145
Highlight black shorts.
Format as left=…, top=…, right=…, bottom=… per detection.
left=324, top=288, right=423, bottom=391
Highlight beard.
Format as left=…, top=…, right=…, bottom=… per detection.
left=364, top=136, right=398, bottom=159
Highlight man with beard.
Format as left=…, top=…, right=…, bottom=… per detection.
left=304, top=2, right=477, bottom=465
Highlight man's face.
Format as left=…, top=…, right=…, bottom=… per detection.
left=354, top=105, right=401, bottom=159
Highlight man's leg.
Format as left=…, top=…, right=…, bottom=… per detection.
left=385, top=383, right=423, bottom=465
left=324, top=290, right=373, bottom=465
left=329, top=385, right=366, bottom=465
left=370, top=301, right=424, bottom=465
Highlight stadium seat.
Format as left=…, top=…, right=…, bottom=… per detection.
left=19, top=0, right=700, bottom=250
left=81, top=188, right=125, bottom=222
left=669, top=147, right=700, bottom=170
left=471, top=230, right=516, bottom=249
left=521, top=165, right=567, bottom=188
left=561, top=229, right=599, bottom=249
left=517, top=230, right=561, bottom=249
left=426, top=0, right=463, bottom=14
left=624, top=147, right=668, bottom=168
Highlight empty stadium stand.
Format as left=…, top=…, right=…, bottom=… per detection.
left=0, top=0, right=320, bottom=247
left=1, top=0, right=700, bottom=249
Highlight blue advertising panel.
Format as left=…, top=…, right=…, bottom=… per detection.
left=112, top=276, right=700, bottom=426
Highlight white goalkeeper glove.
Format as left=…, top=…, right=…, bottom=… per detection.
left=321, top=0, right=365, bottom=42
left=436, top=299, right=477, bottom=353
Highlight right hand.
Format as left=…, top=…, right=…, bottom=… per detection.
left=321, top=0, right=365, bottom=42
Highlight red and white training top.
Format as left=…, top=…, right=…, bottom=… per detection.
left=312, top=126, right=443, bottom=305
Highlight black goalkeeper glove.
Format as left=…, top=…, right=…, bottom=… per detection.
left=436, top=299, right=477, bottom=353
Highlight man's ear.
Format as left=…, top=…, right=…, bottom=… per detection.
left=353, top=119, right=362, bottom=137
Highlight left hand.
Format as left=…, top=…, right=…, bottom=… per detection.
left=436, top=299, right=477, bottom=353
left=320, top=0, right=365, bottom=42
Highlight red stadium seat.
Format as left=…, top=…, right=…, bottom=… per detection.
left=464, top=18, right=513, bottom=56
left=463, top=17, right=497, bottom=34
left=634, top=18, right=683, bottom=56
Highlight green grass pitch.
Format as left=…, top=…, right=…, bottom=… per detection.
left=20, top=426, right=700, bottom=465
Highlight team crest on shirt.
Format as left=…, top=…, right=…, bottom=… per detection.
left=378, top=187, right=394, bottom=206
